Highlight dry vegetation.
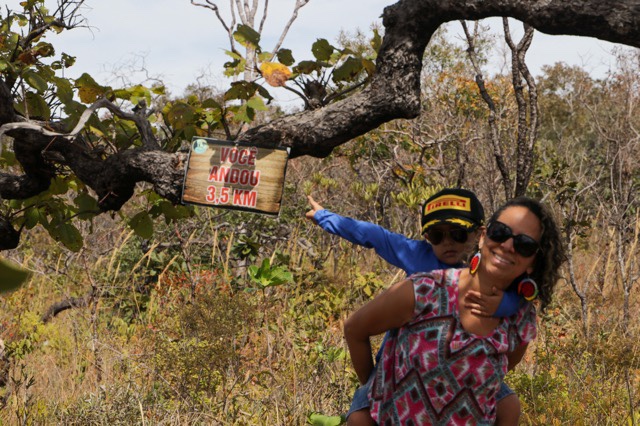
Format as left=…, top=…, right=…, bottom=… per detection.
left=0, top=146, right=638, bottom=424
left=1, top=10, right=639, bottom=424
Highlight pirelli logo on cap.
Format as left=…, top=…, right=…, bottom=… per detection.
left=424, top=195, right=471, bottom=214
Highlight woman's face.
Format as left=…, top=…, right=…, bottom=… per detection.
left=479, top=206, right=542, bottom=283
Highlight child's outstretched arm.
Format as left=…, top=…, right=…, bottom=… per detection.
left=464, top=287, right=522, bottom=317
left=304, top=195, right=432, bottom=273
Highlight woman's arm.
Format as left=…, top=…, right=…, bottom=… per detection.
left=344, top=278, right=416, bottom=384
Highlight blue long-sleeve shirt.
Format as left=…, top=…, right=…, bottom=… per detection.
left=315, top=209, right=521, bottom=317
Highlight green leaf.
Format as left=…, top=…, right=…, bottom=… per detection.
left=61, top=53, right=76, bottom=68
left=1, top=149, right=16, bottom=166
left=201, top=98, right=222, bottom=109
left=166, top=102, right=196, bottom=128
left=235, top=104, right=254, bottom=124
left=75, top=73, right=106, bottom=103
left=159, top=201, right=192, bottom=221
left=14, top=92, right=50, bottom=120
left=151, top=84, right=166, bottom=95
left=128, top=84, right=152, bottom=105
left=54, top=223, right=83, bottom=252
left=49, top=177, right=68, bottom=195
left=307, top=413, right=345, bottom=426
left=33, top=41, right=55, bottom=58
left=74, top=192, right=99, bottom=220
left=332, top=57, right=364, bottom=82
left=23, top=70, right=48, bottom=93
left=53, top=76, right=74, bottom=103
left=257, top=52, right=274, bottom=62
left=246, top=96, right=267, bottom=111
left=233, top=24, right=261, bottom=48
left=225, top=81, right=257, bottom=101
left=0, top=258, right=31, bottom=293
left=276, top=49, right=295, bottom=66
left=294, top=60, right=322, bottom=76
left=0, top=59, right=12, bottom=72
left=311, top=39, right=334, bottom=62
left=23, top=207, right=42, bottom=229
left=370, top=28, right=382, bottom=54
left=129, top=211, right=154, bottom=239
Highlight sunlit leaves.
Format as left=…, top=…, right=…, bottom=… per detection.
left=246, top=95, right=267, bottom=111
left=23, top=69, right=48, bottom=92
left=112, top=85, right=152, bottom=106
left=223, top=50, right=245, bottom=77
left=247, top=258, right=293, bottom=289
left=33, top=41, right=54, bottom=58
left=260, top=62, right=292, bottom=87
left=370, top=28, right=382, bottom=55
left=307, top=413, right=345, bottom=426
left=76, top=73, right=108, bottom=103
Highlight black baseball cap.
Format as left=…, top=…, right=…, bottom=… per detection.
left=421, top=188, right=484, bottom=233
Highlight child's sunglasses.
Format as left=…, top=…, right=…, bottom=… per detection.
left=486, top=221, right=539, bottom=257
left=425, top=227, right=469, bottom=245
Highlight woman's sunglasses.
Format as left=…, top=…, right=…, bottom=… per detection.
left=486, top=221, right=539, bottom=257
left=425, top=227, right=469, bottom=245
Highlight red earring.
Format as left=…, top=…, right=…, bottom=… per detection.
left=469, top=251, right=481, bottom=275
left=517, top=276, right=539, bottom=301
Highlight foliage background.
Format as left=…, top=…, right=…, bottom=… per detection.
left=1, top=2, right=639, bottom=425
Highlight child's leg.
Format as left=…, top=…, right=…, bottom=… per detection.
left=495, top=382, right=521, bottom=426
left=346, top=376, right=374, bottom=425
left=347, top=409, right=375, bottom=426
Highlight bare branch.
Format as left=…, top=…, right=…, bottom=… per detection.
left=461, top=20, right=512, bottom=199
left=270, top=0, right=311, bottom=57
left=190, top=0, right=237, bottom=53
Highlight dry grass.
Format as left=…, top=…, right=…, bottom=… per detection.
left=0, top=208, right=638, bottom=425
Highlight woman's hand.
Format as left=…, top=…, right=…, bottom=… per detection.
left=464, top=286, right=503, bottom=317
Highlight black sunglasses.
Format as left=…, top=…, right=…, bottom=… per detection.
left=425, top=227, right=469, bottom=245
left=486, top=221, right=539, bottom=257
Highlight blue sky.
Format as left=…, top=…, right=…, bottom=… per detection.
left=5, top=0, right=624, bottom=107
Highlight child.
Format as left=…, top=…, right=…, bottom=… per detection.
left=306, top=188, right=523, bottom=425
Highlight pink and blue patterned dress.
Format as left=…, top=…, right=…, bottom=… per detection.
left=368, top=269, right=537, bottom=425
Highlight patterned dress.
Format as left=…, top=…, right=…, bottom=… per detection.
left=368, top=269, right=537, bottom=425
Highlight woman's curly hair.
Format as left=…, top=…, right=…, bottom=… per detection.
left=488, top=197, right=566, bottom=312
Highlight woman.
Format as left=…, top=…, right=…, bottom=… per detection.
left=344, top=197, right=564, bottom=425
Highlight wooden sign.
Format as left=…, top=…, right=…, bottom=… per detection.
left=182, top=138, right=289, bottom=215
